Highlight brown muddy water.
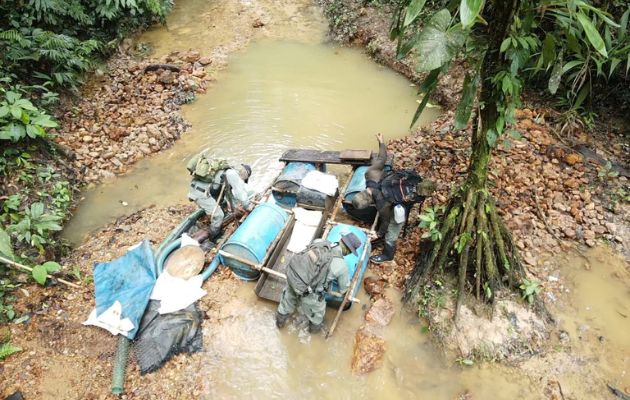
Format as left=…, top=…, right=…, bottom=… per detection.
left=548, top=246, right=630, bottom=393
left=201, top=282, right=528, bottom=400
left=62, top=0, right=440, bottom=245
left=196, top=247, right=630, bottom=400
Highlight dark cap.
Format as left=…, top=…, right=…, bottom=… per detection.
left=340, top=232, right=362, bottom=256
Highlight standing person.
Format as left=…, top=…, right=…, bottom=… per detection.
left=187, top=150, right=254, bottom=239
left=276, top=233, right=362, bottom=333
left=352, top=134, right=436, bottom=263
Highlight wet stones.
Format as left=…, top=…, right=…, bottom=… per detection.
left=54, top=49, right=210, bottom=184
left=364, top=297, right=394, bottom=326
left=363, top=276, right=387, bottom=297
left=386, top=108, right=625, bottom=257
left=351, top=324, right=386, bottom=375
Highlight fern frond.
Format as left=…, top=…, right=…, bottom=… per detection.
left=0, top=30, right=23, bottom=42
left=0, top=343, right=22, bottom=360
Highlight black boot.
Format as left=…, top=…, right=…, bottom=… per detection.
left=370, top=243, right=395, bottom=264
left=308, top=322, right=324, bottom=334
left=276, top=312, right=289, bottom=329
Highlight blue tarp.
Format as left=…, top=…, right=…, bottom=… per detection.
left=93, top=240, right=157, bottom=339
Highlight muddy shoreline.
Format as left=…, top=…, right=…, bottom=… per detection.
left=1, top=0, right=629, bottom=399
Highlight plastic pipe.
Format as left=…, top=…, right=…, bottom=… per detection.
left=200, top=255, right=221, bottom=281
left=155, top=238, right=182, bottom=275
left=111, top=336, right=130, bottom=395
left=155, top=209, right=205, bottom=260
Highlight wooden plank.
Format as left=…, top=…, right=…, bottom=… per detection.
left=279, top=148, right=395, bottom=167
left=339, top=149, right=371, bottom=161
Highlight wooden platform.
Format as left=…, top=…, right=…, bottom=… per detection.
left=279, top=149, right=393, bottom=166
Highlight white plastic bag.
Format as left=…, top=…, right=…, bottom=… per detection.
left=394, top=204, right=406, bottom=224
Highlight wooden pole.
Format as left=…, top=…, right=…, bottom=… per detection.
left=209, top=183, right=226, bottom=220
left=0, top=255, right=81, bottom=289
left=322, top=170, right=355, bottom=238
left=217, top=250, right=359, bottom=303
left=325, top=212, right=379, bottom=339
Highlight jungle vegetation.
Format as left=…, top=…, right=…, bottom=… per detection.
left=0, top=0, right=173, bottom=323
left=395, top=0, right=630, bottom=315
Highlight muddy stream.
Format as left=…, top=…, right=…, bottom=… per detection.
left=62, top=0, right=439, bottom=245
left=58, top=0, right=629, bottom=398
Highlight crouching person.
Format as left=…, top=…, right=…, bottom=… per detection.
left=187, top=150, right=253, bottom=239
left=276, top=233, right=362, bottom=334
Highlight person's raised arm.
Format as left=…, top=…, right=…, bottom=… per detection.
left=366, top=133, right=387, bottom=183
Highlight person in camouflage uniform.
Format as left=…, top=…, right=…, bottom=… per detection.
left=187, top=150, right=254, bottom=238
left=276, top=232, right=362, bottom=334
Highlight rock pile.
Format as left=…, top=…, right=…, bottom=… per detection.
left=387, top=108, right=627, bottom=275
left=53, top=50, right=212, bottom=183
left=351, top=283, right=396, bottom=375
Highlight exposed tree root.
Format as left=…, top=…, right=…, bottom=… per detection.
left=404, top=182, right=527, bottom=319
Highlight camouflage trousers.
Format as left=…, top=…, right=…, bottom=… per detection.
left=277, top=285, right=326, bottom=325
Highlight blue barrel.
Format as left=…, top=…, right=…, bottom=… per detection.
left=272, top=162, right=316, bottom=208
left=220, top=202, right=289, bottom=280
left=342, top=166, right=377, bottom=223
left=324, top=223, right=371, bottom=310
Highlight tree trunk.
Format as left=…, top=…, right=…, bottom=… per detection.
left=404, top=0, right=527, bottom=317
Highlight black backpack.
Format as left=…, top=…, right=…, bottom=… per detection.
left=286, top=241, right=334, bottom=296
left=379, top=170, right=424, bottom=205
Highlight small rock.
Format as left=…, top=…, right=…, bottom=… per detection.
left=363, top=277, right=387, bottom=297
left=523, top=252, right=537, bottom=266
left=604, top=222, right=616, bottom=234
left=158, top=70, right=175, bottom=85
left=252, top=19, right=265, bottom=28
left=553, top=202, right=566, bottom=212
left=585, top=239, right=596, bottom=247
left=583, top=229, right=595, bottom=240
left=82, top=135, right=93, bottom=143
left=351, top=325, right=386, bottom=375
left=198, top=56, right=212, bottom=65
left=183, top=50, right=200, bottom=63
left=564, top=153, right=583, bottom=165
left=365, top=297, right=395, bottom=327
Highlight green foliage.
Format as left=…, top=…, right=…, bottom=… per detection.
left=413, top=9, right=467, bottom=72
left=0, top=0, right=173, bottom=94
left=519, top=278, right=541, bottom=303
left=418, top=206, right=443, bottom=241
left=456, top=357, right=475, bottom=366
left=0, top=227, right=15, bottom=260
left=392, top=0, right=630, bottom=130
left=454, top=72, right=478, bottom=129
left=6, top=202, right=63, bottom=253
left=460, top=0, right=485, bottom=29
left=0, top=87, right=57, bottom=142
left=0, top=342, right=22, bottom=360
left=31, top=261, right=61, bottom=285
left=404, top=0, right=428, bottom=27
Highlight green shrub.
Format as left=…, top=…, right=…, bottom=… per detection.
left=0, top=87, right=57, bottom=142
left=6, top=202, right=62, bottom=253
